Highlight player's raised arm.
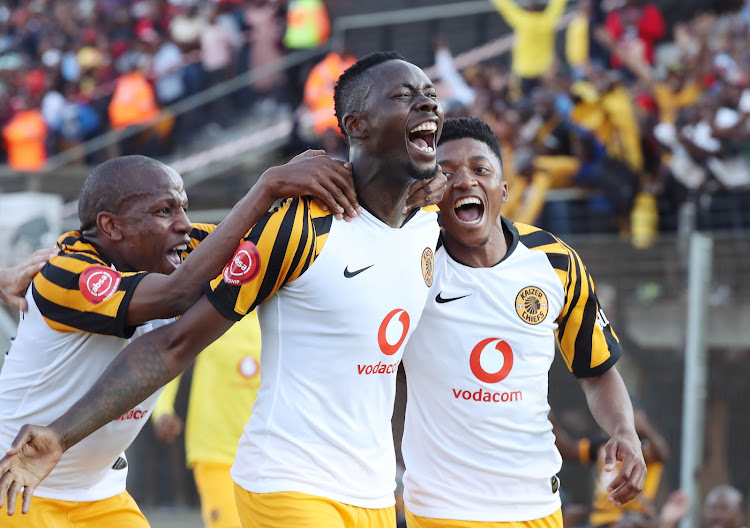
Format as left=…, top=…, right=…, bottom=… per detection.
left=124, top=152, right=357, bottom=326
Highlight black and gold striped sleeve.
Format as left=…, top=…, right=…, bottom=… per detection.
left=32, top=245, right=148, bottom=338
left=204, top=197, right=332, bottom=321
left=518, top=223, right=622, bottom=378
left=186, top=223, right=218, bottom=255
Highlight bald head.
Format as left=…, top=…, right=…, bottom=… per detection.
left=78, top=156, right=178, bottom=233
left=704, top=485, right=745, bottom=528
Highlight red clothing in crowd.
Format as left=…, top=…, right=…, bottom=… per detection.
left=605, top=3, right=665, bottom=69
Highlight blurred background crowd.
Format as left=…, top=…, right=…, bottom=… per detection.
left=1, top=0, right=749, bottom=243
left=1, top=1, right=749, bottom=527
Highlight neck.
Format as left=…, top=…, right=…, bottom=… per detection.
left=349, top=151, right=415, bottom=228
left=84, top=232, right=129, bottom=271
left=443, top=217, right=510, bottom=268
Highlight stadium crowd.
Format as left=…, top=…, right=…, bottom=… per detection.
left=0, top=0, right=327, bottom=166
left=432, top=0, right=750, bottom=242
left=2, top=0, right=750, bottom=241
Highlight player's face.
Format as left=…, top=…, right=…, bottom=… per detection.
left=364, top=60, right=443, bottom=180
left=116, top=166, right=191, bottom=275
left=437, top=137, right=507, bottom=253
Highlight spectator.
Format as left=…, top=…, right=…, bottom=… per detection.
left=302, top=48, right=355, bottom=139
left=604, top=0, right=665, bottom=73
left=703, top=485, right=745, bottom=528
left=200, top=6, right=241, bottom=127
left=108, top=62, right=161, bottom=156
left=150, top=34, right=186, bottom=107
left=2, top=96, right=47, bottom=171
left=245, top=0, right=287, bottom=106
left=490, top=0, right=567, bottom=95
left=282, top=0, right=330, bottom=50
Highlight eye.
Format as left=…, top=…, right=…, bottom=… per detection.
left=394, top=92, right=411, bottom=99
left=475, top=166, right=490, bottom=174
left=426, top=92, right=438, bottom=99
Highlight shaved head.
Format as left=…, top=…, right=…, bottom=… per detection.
left=78, top=156, right=176, bottom=233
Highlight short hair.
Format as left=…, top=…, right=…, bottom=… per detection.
left=333, top=51, right=406, bottom=139
left=438, top=117, right=504, bottom=173
left=705, top=485, right=744, bottom=509
left=78, top=155, right=167, bottom=232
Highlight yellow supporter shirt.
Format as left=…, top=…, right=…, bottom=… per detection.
left=653, top=81, right=701, bottom=125
left=491, top=0, right=567, bottom=78
left=565, top=12, right=589, bottom=67
left=152, top=313, right=262, bottom=466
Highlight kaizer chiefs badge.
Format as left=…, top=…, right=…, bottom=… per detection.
left=421, top=248, right=434, bottom=287
left=515, top=286, right=548, bottom=325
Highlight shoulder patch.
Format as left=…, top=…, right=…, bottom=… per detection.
left=515, top=286, right=549, bottom=325
left=79, top=266, right=122, bottom=304
left=421, top=247, right=434, bottom=287
left=222, top=241, right=262, bottom=286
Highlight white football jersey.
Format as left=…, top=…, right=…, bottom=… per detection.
left=0, top=233, right=168, bottom=501
left=205, top=199, right=440, bottom=508
left=402, top=219, right=621, bottom=521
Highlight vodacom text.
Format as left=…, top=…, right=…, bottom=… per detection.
left=452, top=387, right=523, bottom=403
left=357, top=360, right=400, bottom=376
left=114, top=409, right=149, bottom=421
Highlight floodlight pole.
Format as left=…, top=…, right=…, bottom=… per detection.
left=679, top=232, right=712, bottom=528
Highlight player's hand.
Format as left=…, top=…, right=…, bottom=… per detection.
left=602, top=431, right=647, bottom=507
left=154, top=414, right=184, bottom=444
left=261, top=149, right=361, bottom=222
left=0, top=247, right=59, bottom=312
left=0, top=425, right=63, bottom=515
left=403, top=170, right=446, bottom=214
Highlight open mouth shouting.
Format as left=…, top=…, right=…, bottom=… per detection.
left=166, top=243, right=188, bottom=268
left=408, top=121, right=438, bottom=156
left=454, top=196, right=485, bottom=225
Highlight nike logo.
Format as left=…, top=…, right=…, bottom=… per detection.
left=344, top=264, right=374, bottom=278
left=436, top=292, right=470, bottom=304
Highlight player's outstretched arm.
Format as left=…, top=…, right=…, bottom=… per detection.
left=578, top=366, right=646, bottom=507
left=0, top=297, right=232, bottom=515
left=0, top=247, right=58, bottom=312
left=126, top=151, right=357, bottom=326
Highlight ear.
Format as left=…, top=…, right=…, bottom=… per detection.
left=97, top=212, right=124, bottom=242
left=501, top=181, right=509, bottom=203
left=342, top=111, right=368, bottom=140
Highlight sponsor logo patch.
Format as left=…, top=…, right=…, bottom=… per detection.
left=470, top=338, right=514, bottom=383
left=421, top=247, right=434, bottom=287
left=237, top=355, right=260, bottom=379
left=515, top=286, right=548, bottom=325
left=79, top=266, right=121, bottom=304
left=377, top=308, right=410, bottom=356
left=223, top=241, right=261, bottom=286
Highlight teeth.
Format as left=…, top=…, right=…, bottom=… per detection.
left=417, top=145, right=434, bottom=153
left=454, top=197, right=481, bottom=208
left=409, top=122, right=437, bottom=133
left=172, top=244, right=188, bottom=252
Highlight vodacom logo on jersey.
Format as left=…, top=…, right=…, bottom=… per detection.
left=452, top=337, right=523, bottom=404
left=357, top=308, right=411, bottom=376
